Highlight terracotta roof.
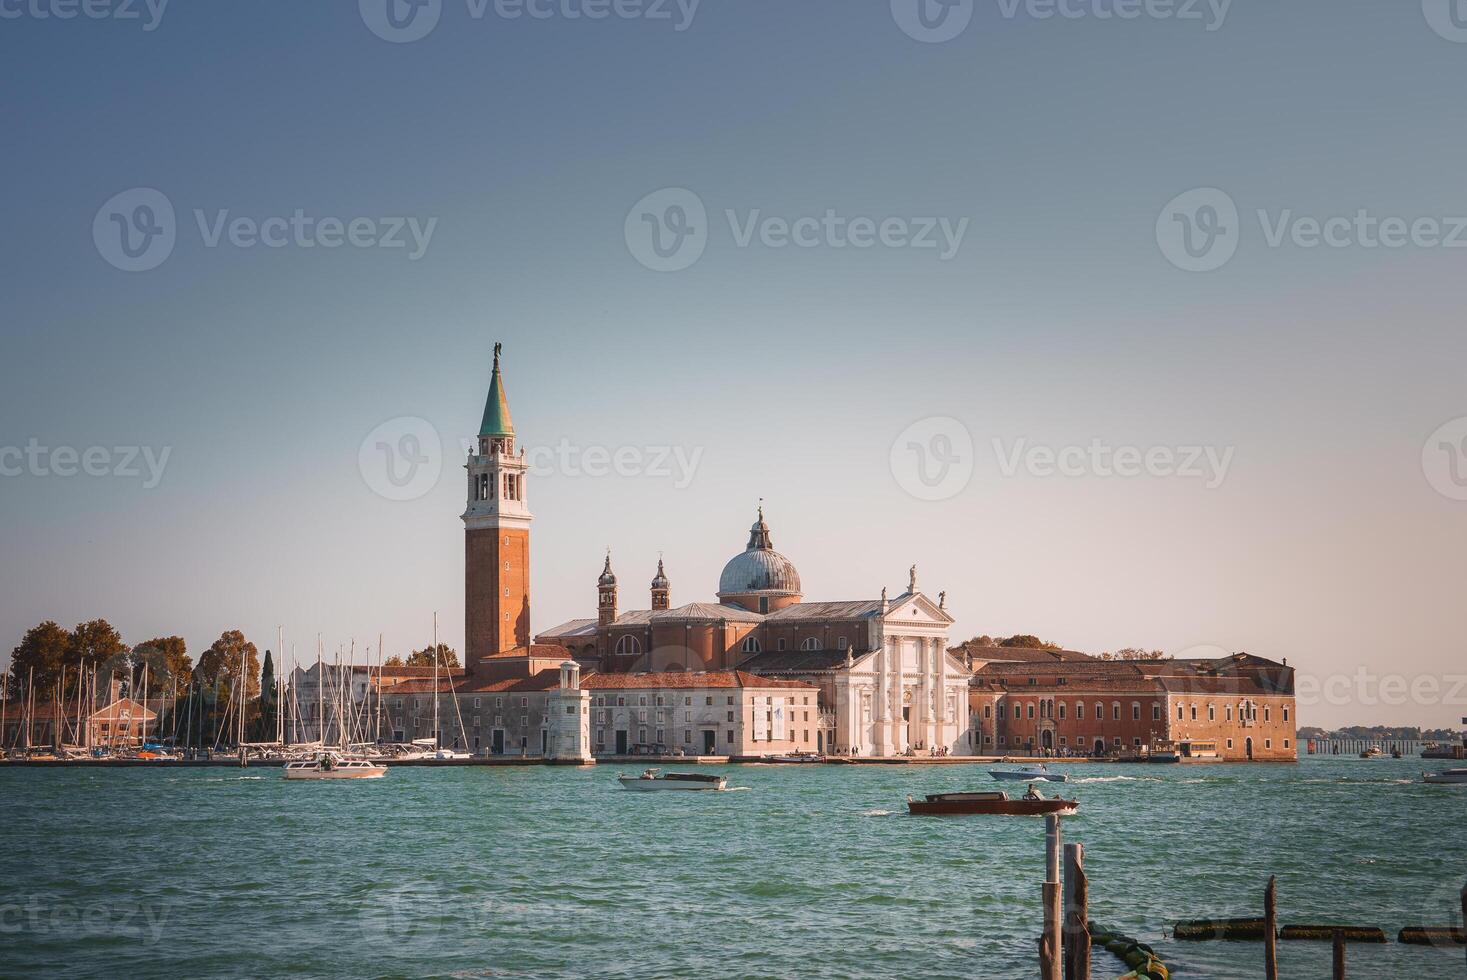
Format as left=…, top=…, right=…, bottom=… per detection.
left=581, top=670, right=815, bottom=691
left=384, top=670, right=562, bottom=695
left=739, top=649, right=872, bottom=672
left=958, top=646, right=1094, bottom=664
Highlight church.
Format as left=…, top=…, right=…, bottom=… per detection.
left=385, top=346, right=976, bottom=760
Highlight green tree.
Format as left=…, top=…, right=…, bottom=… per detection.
left=67, top=619, right=127, bottom=689
left=7, top=621, right=72, bottom=696
left=399, top=644, right=459, bottom=669
left=253, top=650, right=277, bottom=741
left=1097, top=648, right=1169, bottom=662
left=132, top=636, right=192, bottom=690
left=197, top=630, right=261, bottom=702
left=998, top=634, right=1060, bottom=650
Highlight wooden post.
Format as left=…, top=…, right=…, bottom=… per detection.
left=1040, top=814, right=1062, bottom=980
left=1332, top=928, right=1346, bottom=980
left=1063, top=843, right=1090, bottom=980
left=1460, top=880, right=1466, bottom=975
left=1264, top=875, right=1278, bottom=980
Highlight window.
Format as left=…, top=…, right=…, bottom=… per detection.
left=1152, top=704, right=1161, bottom=721
left=800, top=637, right=819, bottom=651
left=1283, top=707, right=1289, bottom=722
left=837, top=635, right=847, bottom=649
left=727, top=711, right=734, bottom=722
left=473, top=697, right=481, bottom=709
left=777, top=637, right=787, bottom=651
left=726, top=730, right=734, bottom=744
left=639, top=696, right=647, bottom=706
left=684, top=697, right=691, bottom=706
left=759, top=597, right=769, bottom=613
left=1013, top=705, right=1021, bottom=720
left=1226, top=738, right=1233, bottom=749
left=1264, top=707, right=1271, bottom=722
left=1177, top=705, right=1183, bottom=721
left=1283, top=739, right=1290, bottom=749
left=1058, top=703, right=1066, bottom=720
left=1265, top=739, right=1272, bottom=749
left=983, top=705, right=992, bottom=719
left=1190, top=705, right=1197, bottom=721
left=705, top=696, right=713, bottom=706
left=1131, top=703, right=1140, bottom=721
left=1026, top=704, right=1034, bottom=719
left=1076, top=702, right=1084, bottom=719
left=1207, top=704, right=1215, bottom=722
left=1112, top=703, right=1120, bottom=721
left=639, top=728, right=646, bottom=743
left=1225, top=705, right=1232, bottom=721
left=741, top=636, right=761, bottom=654
left=684, top=730, right=691, bottom=743
left=616, top=635, right=642, bottom=656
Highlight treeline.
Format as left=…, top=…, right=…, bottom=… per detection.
left=1298, top=725, right=1460, bottom=741
left=4, top=619, right=276, bottom=744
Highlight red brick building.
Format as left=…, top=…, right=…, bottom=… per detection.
left=967, top=651, right=1296, bottom=761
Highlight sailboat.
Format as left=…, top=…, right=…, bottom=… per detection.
left=282, top=638, right=386, bottom=780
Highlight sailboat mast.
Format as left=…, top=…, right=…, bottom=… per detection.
left=432, top=612, right=440, bottom=750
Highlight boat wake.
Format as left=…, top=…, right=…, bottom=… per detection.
left=1073, top=775, right=1162, bottom=784
left=861, top=808, right=893, bottom=817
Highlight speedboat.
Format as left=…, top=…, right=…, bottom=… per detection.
left=907, top=790, right=1078, bottom=816
left=283, top=753, right=387, bottom=780
left=1360, top=747, right=1385, bottom=759
left=767, top=753, right=822, bottom=764
left=989, top=763, right=1068, bottom=783
left=617, top=768, right=727, bottom=791
left=1423, top=768, right=1467, bottom=785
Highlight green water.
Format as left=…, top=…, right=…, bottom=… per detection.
left=1, top=757, right=1463, bottom=979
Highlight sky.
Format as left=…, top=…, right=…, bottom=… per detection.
left=1, top=0, right=1465, bottom=729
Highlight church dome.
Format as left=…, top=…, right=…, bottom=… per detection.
left=717, top=509, right=802, bottom=598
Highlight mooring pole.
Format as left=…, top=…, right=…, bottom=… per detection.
left=1264, top=875, right=1278, bottom=980
left=1332, top=928, right=1346, bottom=980
left=1040, top=814, right=1062, bottom=980
left=1063, top=842, right=1090, bottom=980
left=1460, top=880, right=1466, bottom=975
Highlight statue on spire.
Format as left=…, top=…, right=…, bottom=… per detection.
left=908, top=564, right=918, bottom=594
left=494, top=341, right=503, bottom=362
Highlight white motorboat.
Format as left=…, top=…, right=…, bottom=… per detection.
left=283, top=753, right=387, bottom=780
left=430, top=749, right=471, bottom=760
left=617, top=768, right=727, bottom=791
left=989, top=764, right=1068, bottom=783
left=767, top=753, right=823, bottom=764
left=1422, top=768, right=1467, bottom=785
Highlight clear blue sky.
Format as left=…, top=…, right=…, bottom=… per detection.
left=2, top=0, right=1465, bottom=727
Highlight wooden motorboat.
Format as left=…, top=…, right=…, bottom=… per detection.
left=907, top=790, right=1078, bottom=816
left=617, top=768, right=727, bottom=791
left=989, top=764, right=1068, bottom=783
left=1360, top=747, right=1385, bottom=759
left=283, top=753, right=387, bottom=780
left=1422, top=768, right=1467, bottom=785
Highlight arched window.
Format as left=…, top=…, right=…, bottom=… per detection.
left=615, top=635, right=641, bottom=656
left=741, top=636, right=761, bottom=654
left=800, top=637, right=820, bottom=651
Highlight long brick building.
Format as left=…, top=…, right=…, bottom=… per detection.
left=967, top=649, right=1297, bottom=761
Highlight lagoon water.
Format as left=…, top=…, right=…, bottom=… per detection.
left=1, top=757, right=1463, bottom=979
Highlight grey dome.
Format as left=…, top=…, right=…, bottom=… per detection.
left=717, top=509, right=802, bottom=597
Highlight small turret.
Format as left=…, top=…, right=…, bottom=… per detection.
left=650, top=557, right=670, bottom=611
left=597, top=552, right=618, bottom=628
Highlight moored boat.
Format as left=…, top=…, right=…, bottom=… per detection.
left=283, top=752, right=387, bottom=780
left=1422, top=768, right=1467, bottom=785
left=617, top=768, right=727, bottom=791
left=989, top=764, right=1068, bottom=783
left=1360, top=746, right=1385, bottom=759
left=767, top=753, right=822, bottom=764
left=907, top=790, right=1078, bottom=816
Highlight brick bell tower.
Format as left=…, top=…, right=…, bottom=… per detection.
left=463, top=344, right=532, bottom=674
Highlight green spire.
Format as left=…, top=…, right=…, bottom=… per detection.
left=479, top=343, right=514, bottom=438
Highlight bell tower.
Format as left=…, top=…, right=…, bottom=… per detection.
left=463, top=344, right=532, bottom=673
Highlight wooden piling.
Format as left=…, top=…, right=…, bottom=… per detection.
left=1265, top=875, right=1278, bottom=980
left=1332, top=928, right=1346, bottom=980
left=1062, top=843, right=1089, bottom=980
left=1040, top=814, right=1062, bottom=980
left=1461, top=880, right=1466, bottom=974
